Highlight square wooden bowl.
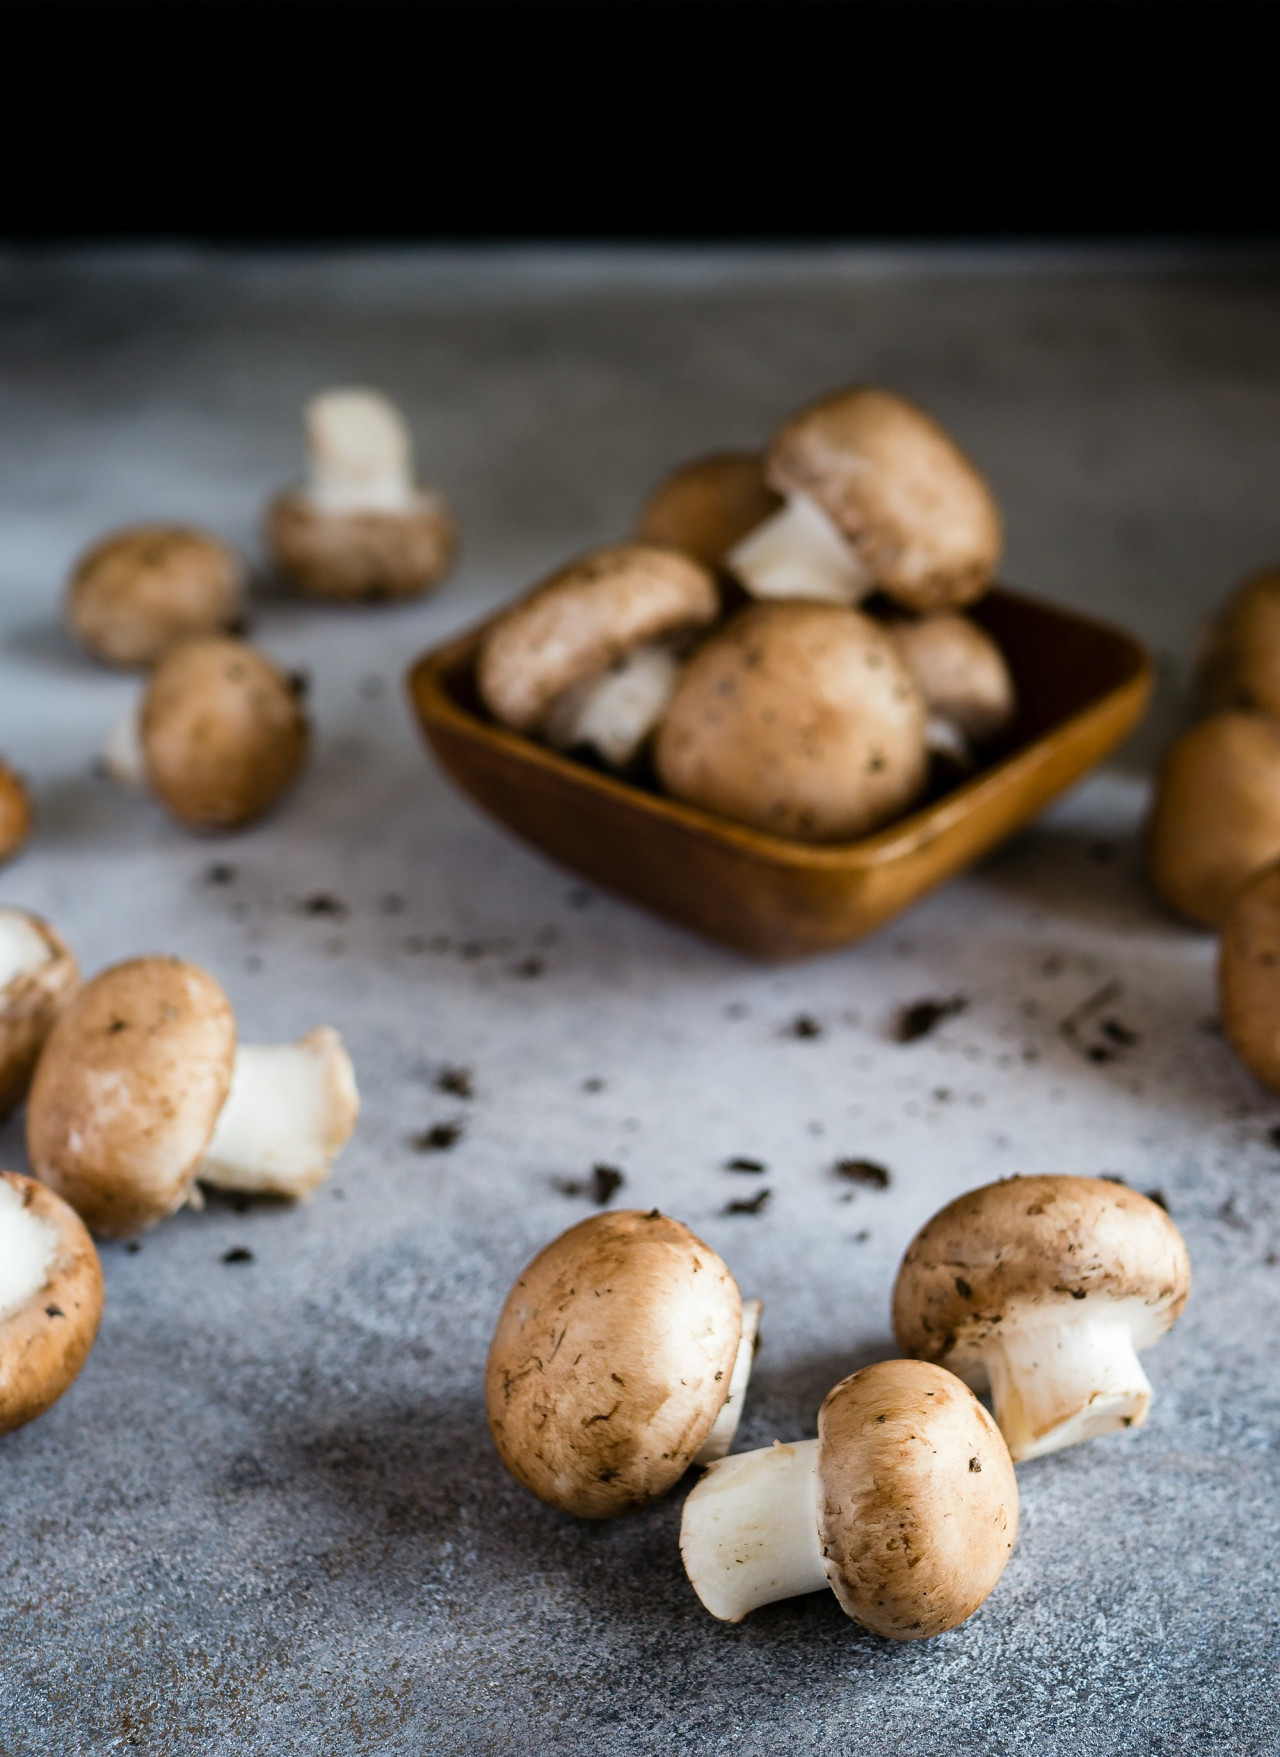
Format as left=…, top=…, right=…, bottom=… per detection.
left=407, top=588, right=1152, bottom=961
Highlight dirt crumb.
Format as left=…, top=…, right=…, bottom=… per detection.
left=894, top=996, right=968, bottom=1043
left=835, top=1157, right=892, bottom=1189
left=725, top=1188, right=771, bottom=1216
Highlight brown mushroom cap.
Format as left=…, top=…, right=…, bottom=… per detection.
left=634, top=453, right=783, bottom=569
left=1219, top=858, right=1280, bottom=1090
left=765, top=387, right=1002, bottom=613
left=486, top=1209, right=743, bottom=1519
left=26, top=956, right=236, bottom=1237
left=886, top=613, right=1016, bottom=744
left=1198, top=566, right=1280, bottom=716
left=654, top=600, right=928, bottom=841
left=0, top=760, right=32, bottom=866
left=1147, top=710, right=1280, bottom=927
left=0, top=1171, right=104, bottom=1436
left=140, top=637, right=309, bottom=831
left=65, top=524, right=246, bottom=669
left=0, top=910, right=79, bottom=1120
left=266, top=488, right=457, bottom=604
left=892, top=1175, right=1191, bottom=1378
left=816, top=1359, right=1018, bottom=1639
left=477, top=545, right=720, bottom=735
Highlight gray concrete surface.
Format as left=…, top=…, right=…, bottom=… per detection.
left=2, top=247, right=1279, bottom=1755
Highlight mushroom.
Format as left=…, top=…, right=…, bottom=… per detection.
left=266, top=388, right=457, bottom=602
left=485, top=1209, right=762, bottom=1518
left=1147, top=710, right=1280, bottom=926
left=1, top=1171, right=104, bottom=1437
left=1198, top=565, right=1280, bottom=716
left=65, top=524, right=247, bottom=669
left=728, top=387, right=1002, bottom=613
left=477, top=546, right=720, bottom=770
left=0, top=758, right=32, bottom=866
left=886, top=612, right=1016, bottom=766
left=892, top=1175, right=1190, bottom=1462
left=634, top=452, right=783, bottom=570
left=680, top=1359, right=1017, bottom=1634
left=0, top=908, right=79, bottom=1120
left=104, top=637, right=310, bottom=831
left=26, top=955, right=359, bottom=1236
left=654, top=600, right=928, bottom=841
left=1218, top=857, right=1280, bottom=1091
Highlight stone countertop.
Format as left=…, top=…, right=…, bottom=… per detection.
left=1, top=248, right=1278, bottom=1756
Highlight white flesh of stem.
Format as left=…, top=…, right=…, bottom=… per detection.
left=984, top=1315, right=1153, bottom=1461
left=0, top=908, right=53, bottom=992
left=694, top=1298, right=763, bottom=1465
left=542, top=642, right=682, bottom=768
left=925, top=714, right=975, bottom=769
left=0, top=1179, right=57, bottom=1324
left=306, top=388, right=417, bottom=515
left=199, top=1029, right=359, bottom=1199
left=101, top=702, right=145, bottom=786
left=680, top=1438, right=827, bottom=1623
left=727, top=493, right=871, bottom=604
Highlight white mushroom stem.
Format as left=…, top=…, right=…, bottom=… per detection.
left=694, top=1298, right=762, bottom=1465
left=101, top=701, right=146, bottom=786
left=727, top=493, right=872, bottom=605
left=681, top=1438, right=827, bottom=1623
left=199, top=1028, right=359, bottom=1199
left=982, top=1315, right=1154, bottom=1462
left=542, top=642, right=683, bottom=769
left=0, top=1179, right=57, bottom=1324
left=0, top=908, right=54, bottom=991
left=925, top=713, right=976, bottom=770
left=306, top=388, right=417, bottom=515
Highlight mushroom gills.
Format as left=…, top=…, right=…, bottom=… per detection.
left=101, top=701, right=146, bottom=786
left=0, top=1179, right=57, bottom=1323
left=0, top=908, right=55, bottom=989
left=680, top=1438, right=827, bottom=1623
left=306, top=389, right=417, bottom=515
left=981, top=1312, right=1154, bottom=1462
left=542, top=641, right=684, bottom=769
left=199, top=1028, right=359, bottom=1198
left=693, top=1298, right=763, bottom=1465
left=727, top=493, right=871, bottom=605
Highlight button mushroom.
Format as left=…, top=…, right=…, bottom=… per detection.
left=728, top=387, right=1002, bottom=613
left=26, top=955, right=359, bottom=1236
left=266, top=388, right=457, bottom=602
left=1147, top=710, right=1280, bottom=926
left=680, top=1359, right=1018, bottom=1635
left=1198, top=565, right=1280, bottom=716
left=486, top=1209, right=762, bottom=1518
left=0, top=758, right=32, bottom=867
left=65, top=524, right=247, bottom=669
left=654, top=600, right=928, bottom=841
left=1219, top=858, right=1280, bottom=1091
left=0, top=908, right=78, bottom=1121
left=477, top=546, right=720, bottom=771
left=634, top=452, right=783, bottom=571
left=1, top=1171, right=104, bottom=1437
left=892, top=1175, right=1190, bottom=1462
left=886, top=611, right=1016, bottom=767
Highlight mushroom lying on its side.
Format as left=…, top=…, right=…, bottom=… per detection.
left=886, top=612, right=1016, bottom=766
left=65, top=525, right=247, bottom=669
left=477, top=546, right=720, bottom=771
left=26, top=956, right=359, bottom=1236
left=654, top=601, right=928, bottom=841
left=486, top=1209, right=762, bottom=1518
left=0, top=908, right=78, bottom=1120
left=728, top=388, right=1002, bottom=614
left=1198, top=566, right=1280, bottom=716
left=0, top=760, right=31, bottom=867
left=634, top=453, right=783, bottom=572
left=681, top=1359, right=1017, bottom=1635
left=1, top=1171, right=104, bottom=1437
left=1219, top=859, right=1280, bottom=1092
left=893, top=1175, right=1190, bottom=1462
left=267, top=388, right=457, bottom=602
left=1147, top=710, right=1280, bottom=927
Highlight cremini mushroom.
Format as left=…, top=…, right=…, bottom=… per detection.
left=1147, top=710, right=1280, bottom=926
left=893, top=1175, right=1190, bottom=1462
left=1198, top=566, right=1280, bottom=716
left=728, top=387, right=1002, bottom=613
left=1219, top=858, right=1280, bottom=1091
left=0, top=759, right=31, bottom=866
left=0, top=908, right=78, bottom=1120
left=681, top=1359, right=1017, bottom=1634
left=634, top=452, right=783, bottom=571
left=1, top=1171, right=104, bottom=1437
left=65, top=524, right=247, bottom=669
left=266, top=388, right=457, bottom=602
left=26, top=955, right=359, bottom=1237
left=477, top=545, right=720, bottom=770
left=486, top=1209, right=762, bottom=1518
left=886, top=612, right=1016, bottom=764
left=654, top=600, right=928, bottom=840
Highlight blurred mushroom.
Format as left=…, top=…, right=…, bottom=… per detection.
left=27, top=956, right=359, bottom=1236
left=0, top=760, right=31, bottom=866
left=267, top=388, right=457, bottom=602
left=65, top=525, right=247, bottom=669
left=1219, top=858, right=1280, bottom=1091
left=634, top=453, right=782, bottom=571
left=1, top=1171, right=104, bottom=1437
left=681, top=1359, right=1017, bottom=1634
left=887, top=612, right=1016, bottom=764
left=0, top=908, right=78, bottom=1120
left=893, top=1175, right=1190, bottom=1461
left=1198, top=566, right=1280, bottom=715
left=654, top=600, right=928, bottom=840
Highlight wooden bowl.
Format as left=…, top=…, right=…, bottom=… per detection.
left=406, top=588, right=1152, bottom=961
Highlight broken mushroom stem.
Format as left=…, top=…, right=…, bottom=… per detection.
left=541, top=638, right=686, bottom=770
left=728, top=491, right=871, bottom=605
left=306, top=388, right=417, bottom=516
left=693, top=1297, right=763, bottom=1465
left=684, top=1438, right=827, bottom=1620
left=981, top=1305, right=1154, bottom=1460
left=199, top=1027, right=359, bottom=1199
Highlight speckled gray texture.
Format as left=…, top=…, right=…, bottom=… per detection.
left=2, top=248, right=1280, bottom=1755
